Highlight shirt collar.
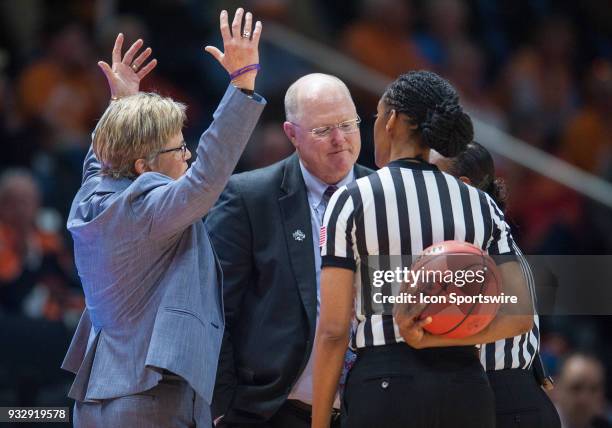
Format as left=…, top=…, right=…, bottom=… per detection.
left=387, top=157, right=439, bottom=171
left=299, top=160, right=355, bottom=208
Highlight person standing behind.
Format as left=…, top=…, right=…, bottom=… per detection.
left=207, top=73, right=372, bottom=427
left=430, top=141, right=561, bottom=428
left=62, top=8, right=265, bottom=427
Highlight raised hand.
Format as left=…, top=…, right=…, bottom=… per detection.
left=205, top=8, right=262, bottom=90
left=98, top=33, right=157, bottom=100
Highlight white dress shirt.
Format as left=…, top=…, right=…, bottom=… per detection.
left=287, top=160, right=354, bottom=407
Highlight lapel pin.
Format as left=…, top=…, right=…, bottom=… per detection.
left=292, top=229, right=306, bottom=241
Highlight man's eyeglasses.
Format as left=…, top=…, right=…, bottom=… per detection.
left=157, top=141, right=188, bottom=160
left=293, top=116, right=361, bottom=138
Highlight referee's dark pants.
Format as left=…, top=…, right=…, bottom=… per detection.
left=487, top=369, right=561, bottom=428
left=341, top=343, right=495, bottom=428
left=219, top=400, right=341, bottom=428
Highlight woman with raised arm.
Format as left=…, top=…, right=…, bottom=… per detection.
left=61, top=8, right=265, bottom=427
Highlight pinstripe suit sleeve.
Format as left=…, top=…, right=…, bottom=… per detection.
left=81, top=144, right=101, bottom=184
left=142, top=86, right=265, bottom=240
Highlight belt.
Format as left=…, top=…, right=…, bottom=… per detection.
left=286, top=400, right=341, bottom=421
left=487, top=368, right=540, bottom=384
left=356, top=342, right=479, bottom=367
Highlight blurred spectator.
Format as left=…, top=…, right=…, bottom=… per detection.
left=497, top=16, right=590, bottom=254
left=243, top=0, right=325, bottom=40
left=341, top=0, right=429, bottom=78
left=554, top=353, right=611, bottom=428
left=540, top=332, right=572, bottom=378
left=414, top=0, right=470, bottom=72
left=0, top=169, right=82, bottom=322
left=560, top=60, right=612, bottom=175
left=0, top=0, right=44, bottom=64
left=239, top=121, right=295, bottom=170
left=508, top=171, right=583, bottom=253
left=471, top=0, right=555, bottom=71
left=0, top=168, right=82, bottom=406
left=445, top=40, right=507, bottom=130
left=11, top=22, right=107, bottom=218
left=16, top=23, right=106, bottom=149
left=0, top=52, right=41, bottom=169
left=496, top=16, right=578, bottom=152
left=238, top=121, right=294, bottom=171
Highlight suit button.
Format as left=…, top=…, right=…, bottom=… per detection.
left=381, top=380, right=389, bottom=389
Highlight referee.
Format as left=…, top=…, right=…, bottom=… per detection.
left=431, top=142, right=560, bottom=428
left=311, top=71, right=534, bottom=428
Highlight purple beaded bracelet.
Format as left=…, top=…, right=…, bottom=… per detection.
left=230, top=63, right=261, bottom=80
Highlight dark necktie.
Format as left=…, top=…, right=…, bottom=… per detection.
left=323, top=185, right=338, bottom=206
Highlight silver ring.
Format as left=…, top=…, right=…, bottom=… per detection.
left=132, top=63, right=139, bottom=71
left=242, top=31, right=250, bottom=39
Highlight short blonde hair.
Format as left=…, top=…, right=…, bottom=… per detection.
left=93, top=92, right=187, bottom=178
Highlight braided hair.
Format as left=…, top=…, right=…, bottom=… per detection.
left=447, top=141, right=508, bottom=212
left=383, top=70, right=473, bottom=157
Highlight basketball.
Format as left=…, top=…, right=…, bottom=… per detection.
left=411, top=241, right=502, bottom=339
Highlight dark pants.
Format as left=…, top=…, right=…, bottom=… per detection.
left=487, top=369, right=561, bottom=428
left=221, top=400, right=341, bottom=428
left=341, top=343, right=495, bottom=428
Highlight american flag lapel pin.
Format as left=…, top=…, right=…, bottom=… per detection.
left=319, top=226, right=327, bottom=247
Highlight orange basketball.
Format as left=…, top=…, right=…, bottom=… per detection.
left=411, top=241, right=502, bottom=339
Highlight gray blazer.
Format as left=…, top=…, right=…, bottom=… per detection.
left=61, top=85, right=265, bottom=406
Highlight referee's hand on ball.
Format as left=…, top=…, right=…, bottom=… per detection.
left=393, top=297, right=432, bottom=349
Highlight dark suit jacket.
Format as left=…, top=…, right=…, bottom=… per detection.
left=206, top=153, right=372, bottom=424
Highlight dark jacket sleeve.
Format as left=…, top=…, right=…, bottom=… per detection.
left=205, top=177, right=253, bottom=419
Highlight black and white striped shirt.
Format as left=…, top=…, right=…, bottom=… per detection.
left=480, top=241, right=541, bottom=371
left=321, top=158, right=517, bottom=349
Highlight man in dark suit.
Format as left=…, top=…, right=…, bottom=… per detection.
left=206, top=73, right=373, bottom=428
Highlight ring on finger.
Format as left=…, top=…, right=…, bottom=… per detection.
left=242, top=31, right=250, bottom=38
left=132, top=63, right=139, bottom=71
